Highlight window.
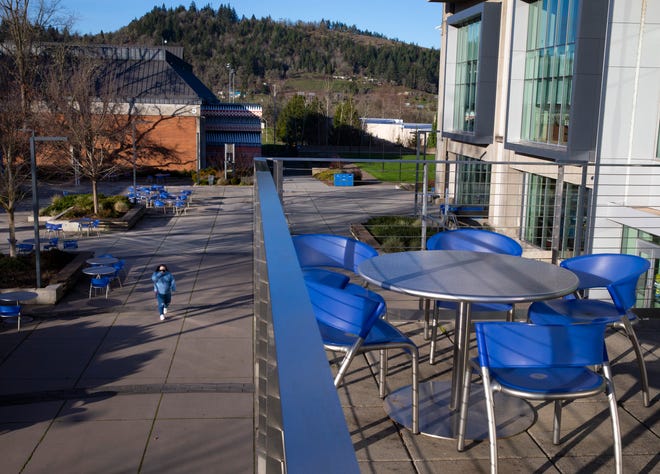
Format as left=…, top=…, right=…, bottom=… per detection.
left=443, top=3, right=500, bottom=145
left=455, top=156, right=491, bottom=207
left=453, top=19, right=481, bottom=133
left=521, top=0, right=578, bottom=146
left=523, top=173, right=589, bottom=255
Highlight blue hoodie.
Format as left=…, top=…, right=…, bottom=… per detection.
left=152, top=271, right=176, bottom=295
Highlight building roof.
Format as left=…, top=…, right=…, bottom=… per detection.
left=65, top=45, right=218, bottom=105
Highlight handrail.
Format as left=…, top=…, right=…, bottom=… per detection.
left=253, top=158, right=359, bottom=473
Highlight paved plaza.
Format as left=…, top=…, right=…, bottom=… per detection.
left=0, top=176, right=658, bottom=473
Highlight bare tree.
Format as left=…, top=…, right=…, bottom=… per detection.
left=0, top=0, right=64, bottom=256
left=41, top=46, right=187, bottom=214
left=0, top=80, right=30, bottom=256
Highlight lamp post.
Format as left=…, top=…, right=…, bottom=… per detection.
left=131, top=119, right=149, bottom=197
left=26, top=132, right=67, bottom=288
left=226, top=63, right=234, bottom=102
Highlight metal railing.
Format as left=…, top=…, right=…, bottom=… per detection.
left=270, top=156, right=660, bottom=308
left=253, top=158, right=359, bottom=474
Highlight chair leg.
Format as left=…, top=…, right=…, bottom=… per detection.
left=410, top=346, right=419, bottom=434
left=105, top=285, right=109, bottom=299
left=422, top=297, right=431, bottom=339
left=506, top=306, right=515, bottom=322
left=334, top=342, right=363, bottom=388
left=429, top=305, right=439, bottom=364
left=481, top=368, right=498, bottom=474
left=616, top=317, right=650, bottom=407
left=457, top=364, right=473, bottom=451
left=602, top=362, right=623, bottom=474
left=89, top=284, right=92, bottom=299
left=378, top=349, right=387, bottom=399
left=552, top=400, right=563, bottom=444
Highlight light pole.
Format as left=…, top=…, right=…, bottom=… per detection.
left=131, top=119, right=149, bottom=197
left=226, top=63, right=234, bottom=102
left=26, top=131, right=67, bottom=288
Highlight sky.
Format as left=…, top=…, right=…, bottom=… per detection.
left=61, top=1, right=443, bottom=49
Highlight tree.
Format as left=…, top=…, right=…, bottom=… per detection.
left=276, top=95, right=306, bottom=147
left=332, top=97, right=361, bottom=146
left=0, top=0, right=65, bottom=256
left=41, top=46, right=183, bottom=214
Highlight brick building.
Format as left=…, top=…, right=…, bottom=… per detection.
left=49, top=45, right=261, bottom=174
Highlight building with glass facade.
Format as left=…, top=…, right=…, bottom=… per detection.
left=432, top=1, right=660, bottom=264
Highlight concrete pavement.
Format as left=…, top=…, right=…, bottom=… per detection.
left=1, top=182, right=254, bottom=473
left=0, top=175, right=658, bottom=473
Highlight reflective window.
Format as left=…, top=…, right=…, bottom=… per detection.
left=523, top=173, right=589, bottom=255
left=453, top=19, right=481, bottom=132
left=456, top=156, right=491, bottom=207
left=521, top=0, right=578, bottom=146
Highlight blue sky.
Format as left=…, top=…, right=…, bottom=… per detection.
left=62, top=1, right=443, bottom=49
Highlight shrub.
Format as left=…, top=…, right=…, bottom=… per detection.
left=40, top=193, right=132, bottom=219
left=364, top=215, right=438, bottom=252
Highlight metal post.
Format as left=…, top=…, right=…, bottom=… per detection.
left=132, top=124, right=137, bottom=195
left=551, top=165, right=565, bottom=264
left=27, top=133, right=67, bottom=288
left=414, top=129, right=420, bottom=215
left=29, top=134, right=41, bottom=289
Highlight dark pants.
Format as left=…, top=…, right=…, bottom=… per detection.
left=156, top=292, right=171, bottom=315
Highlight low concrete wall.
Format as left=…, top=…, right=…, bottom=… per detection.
left=31, top=205, right=146, bottom=234
left=0, top=251, right=93, bottom=305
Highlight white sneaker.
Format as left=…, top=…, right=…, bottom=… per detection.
left=159, top=314, right=165, bottom=321
left=163, top=307, right=168, bottom=315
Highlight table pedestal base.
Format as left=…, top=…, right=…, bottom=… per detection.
left=385, top=380, right=535, bottom=439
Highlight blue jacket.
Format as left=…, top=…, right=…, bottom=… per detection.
left=152, top=271, right=176, bottom=295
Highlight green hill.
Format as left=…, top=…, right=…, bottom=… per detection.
left=77, top=4, right=439, bottom=123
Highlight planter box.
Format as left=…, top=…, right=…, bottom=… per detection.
left=0, top=251, right=93, bottom=305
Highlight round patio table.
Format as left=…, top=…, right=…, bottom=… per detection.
left=0, top=291, right=39, bottom=326
left=86, top=256, right=118, bottom=266
left=358, top=250, right=579, bottom=440
left=0, top=291, right=39, bottom=303
left=82, top=266, right=116, bottom=278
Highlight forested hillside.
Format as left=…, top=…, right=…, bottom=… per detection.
left=84, top=4, right=439, bottom=100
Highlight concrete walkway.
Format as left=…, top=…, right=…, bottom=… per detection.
left=1, top=175, right=658, bottom=473
left=0, top=183, right=254, bottom=473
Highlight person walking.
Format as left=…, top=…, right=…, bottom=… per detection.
left=152, top=264, right=176, bottom=321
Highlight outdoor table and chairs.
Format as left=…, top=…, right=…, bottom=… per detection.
left=0, top=290, right=38, bottom=331
left=83, top=266, right=115, bottom=298
left=357, top=250, right=579, bottom=440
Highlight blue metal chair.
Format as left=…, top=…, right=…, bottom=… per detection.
left=173, top=199, right=187, bottom=215
left=91, top=219, right=101, bottom=237
left=426, top=228, right=522, bottom=255
left=528, top=253, right=651, bottom=406
left=16, top=243, right=34, bottom=255
left=110, top=259, right=126, bottom=287
left=0, top=305, right=22, bottom=331
left=44, top=237, right=59, bottom=250
left=425, top=229, right=523, bottom=364
left=62, top=239, right=78, bottom=250
left=153, top=199, right=167, bottom=213
left=458, top=322, right=621, bottom=473
left=293, top=233, right=378, bottom=290
left=89, top=276, right=110, bottom=299
left=305, top=280, right=419, bottom=434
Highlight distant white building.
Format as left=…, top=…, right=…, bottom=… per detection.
left=361, top=118, right=433, bottom=146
